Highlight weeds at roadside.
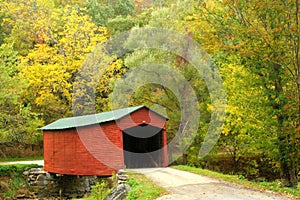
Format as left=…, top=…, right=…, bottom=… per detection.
left=90, top=180, right=111, bottom=200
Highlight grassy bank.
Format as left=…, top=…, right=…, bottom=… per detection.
left=172, top=165, right=299, bottom=199
left=0, top=164, right=41, bottom=199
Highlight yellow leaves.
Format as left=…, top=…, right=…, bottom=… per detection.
left=97, top=59, right=125, bottom=94
left=216, top=56, right=277, bottom=143
left=16, top=4, right=112, bottom=118
left=20, top=63, right=72, bottom=106
left=207, top=104, right=212, bottom=112
left=36, top=91, right=55, bottom=106
left=184, top=15, right=198, bottom=22
left=23, top=44, right=61, bottom=65
left=55, top=7, right=108, bottom=60
left=106, top=59, right=125, bottom=76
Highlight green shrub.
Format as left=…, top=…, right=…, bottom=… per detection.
left=90, top=179, right=111, bottom=200
left=126, top=177, right=139, bottom=200
left=185, top=154, right=280, bottom=181
left=127, top=177, right=138, bottom=188
left=0, top=164, right=40, bottom=177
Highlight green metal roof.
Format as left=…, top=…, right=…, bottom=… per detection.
left=40, top=105, right=168, bottom=130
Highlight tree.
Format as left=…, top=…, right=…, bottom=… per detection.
left=106, top=15, right=136, bottom=35
left=52, top=0, right=84, bottom=7
left=216, top=55, right=278, bottom=175
left=104, top=1, right=229, bottom=165
left=83, top=0, right=135, bottom=26
left=19, top=6, right=108, bottom=123
left=0, top=43, right=43, bottom=145
left=117, top=24, right=212, bottom=164
left=0, top=0, right=54, bottom=55
left=83, top=0, right=115, bottom=26
left=113, top=0, right=135, bottom=17
left=192, top=0, right=300, bottom=187
left=0, top=43, right=20, bottom=119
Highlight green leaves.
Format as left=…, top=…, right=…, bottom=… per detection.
left=0, top=43, right=43, bottom=144
left=192, top=0, right=300, bottom=187
left=83, top=0, right=135, bottom=27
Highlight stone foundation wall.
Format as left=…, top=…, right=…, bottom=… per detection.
left=23, top=168, right=99, bottom=199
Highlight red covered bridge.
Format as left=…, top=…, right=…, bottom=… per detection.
left=41, top=106, right=168, bottom=176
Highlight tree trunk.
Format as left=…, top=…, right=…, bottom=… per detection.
left=232, top=137, right=239, bottom=173
left=182, top=153, right=188, bottom=165
left=277, top=121, right=299, bottom=187
left=274, top=63, right=299, bottom=187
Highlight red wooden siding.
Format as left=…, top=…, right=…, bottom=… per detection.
left=162, top=127, right=168, bottom=167
left=44, top=122, right=124, bottom=176
left=118, top=107, right=166, bottom=130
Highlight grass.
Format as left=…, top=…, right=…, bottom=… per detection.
left=125, top=171, right=169, bottom=200
left=172, top=165, right=299, bottom=199
left=74, top=171, right=168, bottom=200
left=76, top=180, right=111, bottom=200
left=0, top=164, right=42, bottom=199
left=0, top=156, right=43, bottom=162
left=0, top=164, right=42, bottom=176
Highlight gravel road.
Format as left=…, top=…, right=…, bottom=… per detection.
left=133, top=168, right=292, bottom=200
left=0, top=160, right=44, bottom=166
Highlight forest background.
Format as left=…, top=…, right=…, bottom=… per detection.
left=0, top=0, right=299, bottom=188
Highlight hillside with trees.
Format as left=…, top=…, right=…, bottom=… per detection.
left=0, top=0, right=298, bottom=188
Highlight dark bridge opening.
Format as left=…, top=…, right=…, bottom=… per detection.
left=123, top=124, right=163, bottom=168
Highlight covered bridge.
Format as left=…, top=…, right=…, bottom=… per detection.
left=41, top=105, right=168, bottom=176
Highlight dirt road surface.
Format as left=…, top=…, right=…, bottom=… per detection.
left=0, top=160, right=44, bottom=166
left=133, top=168, right=291, bottom=200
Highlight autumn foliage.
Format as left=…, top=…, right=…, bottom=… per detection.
left=0, top=0, right=298, bottom=188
